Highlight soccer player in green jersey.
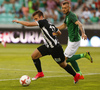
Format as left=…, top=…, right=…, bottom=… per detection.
left=57, top=1, right=93, bottom=79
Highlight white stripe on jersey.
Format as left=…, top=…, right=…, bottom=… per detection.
left=42, top=27, right=58, bottom=45
left=41, top=28, right=54, bottom=48
left=43, top=33, right=54, bottom=48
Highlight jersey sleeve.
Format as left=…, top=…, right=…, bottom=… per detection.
left=55, top=27, right=59, bottom=32
left=50, top=24, right=59, bottom=32
left=70, top=14, right=78, bottom=23
left=37, top=20, right=45, bottom=28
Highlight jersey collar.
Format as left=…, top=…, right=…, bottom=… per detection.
left=66, top=11, right=70, bottom=16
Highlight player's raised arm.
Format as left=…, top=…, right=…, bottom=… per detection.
left=12, top=20, right=38, bottom=27
left=75, top=20, right=87, bottom=40
left=57, top=23, right=67, bottom=30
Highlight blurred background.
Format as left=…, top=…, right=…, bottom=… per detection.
left=0, top=0, right=100, bottom=47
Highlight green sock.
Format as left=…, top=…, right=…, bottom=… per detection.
left=66, top=55, right=84, bottom=75
left=80, top=54, right=85, bottom=58
left=77, top=71, right=82, bottom=75
left=70, top=61, right=80, bottom=72
left=67, top=54, right=81, bottom=62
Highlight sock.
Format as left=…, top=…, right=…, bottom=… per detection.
left=67, top=55, right=81, bottom=62
left=77, top=71, right=82, bottom=75
left=80, top=54, right=85, bottom=58
left=33, top=58, right=42, bottom=72
left=70, top=61, right=80, bottom=72
left=64, top=64, right=76, bottom=77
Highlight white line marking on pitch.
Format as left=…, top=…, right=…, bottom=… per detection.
left=0, top=73, right=100, bottom=81
left=0, top=68, right=66, bottom=73
left=0, top=68, right=100, bottom=74
left=0, top=78, right=19, bottom=81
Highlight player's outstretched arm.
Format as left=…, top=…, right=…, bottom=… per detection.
left=57, top=23, right=67, bottom=30
left=12, top=20, right=38, bottom=27
left=75, top=20, right=87, bottom=40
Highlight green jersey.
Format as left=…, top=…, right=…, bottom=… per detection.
left=64, top=11, right=81, bottom=42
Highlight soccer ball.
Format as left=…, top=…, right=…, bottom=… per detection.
left=20, top=75, right=31, bottom=86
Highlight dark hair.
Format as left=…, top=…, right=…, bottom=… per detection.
left=62, top=1, right=70, bottom=5
left=32, top=10, right=44, bottom=17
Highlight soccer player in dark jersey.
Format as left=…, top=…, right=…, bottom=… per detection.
left=56, top=1, right=93, bottom=79
left=12, top=10, right=80, bottom=83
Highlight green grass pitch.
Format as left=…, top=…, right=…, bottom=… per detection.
left=0, top=44, right=100, bottom=90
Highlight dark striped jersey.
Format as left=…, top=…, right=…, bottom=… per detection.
left=36, top=19, right=59, bottom=48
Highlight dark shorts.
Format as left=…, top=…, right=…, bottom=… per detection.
left=37, top=44, right=65, bottom=64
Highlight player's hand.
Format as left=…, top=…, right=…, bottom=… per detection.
left=52, top=32, right=57, bottom=36
left=12, top=20, right=19, bottom=23
left=82, top=33, right=87, bottom=40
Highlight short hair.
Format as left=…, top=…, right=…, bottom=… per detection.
left=32, top=10, right=44, bottom=17
left=62, top=1, right=70, bottom=5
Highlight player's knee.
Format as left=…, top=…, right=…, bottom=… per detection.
left=65, top=57, right=68, bottom=61
left=31, top=54, right=36, bottom=60
left=59, top=61, right=67, bottom=68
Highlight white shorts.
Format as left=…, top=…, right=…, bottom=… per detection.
left=64, top=38, right=80, bottom=58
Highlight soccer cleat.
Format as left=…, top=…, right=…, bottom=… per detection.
left=74, top=73, right=80, bottom=84
left=79, top=75, right=84, bottom=79
left=1, top=40, right=6, bottom=47
left=32, top=72, right=44, bottom=80
left=84, top=51, right=93, bottom=63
